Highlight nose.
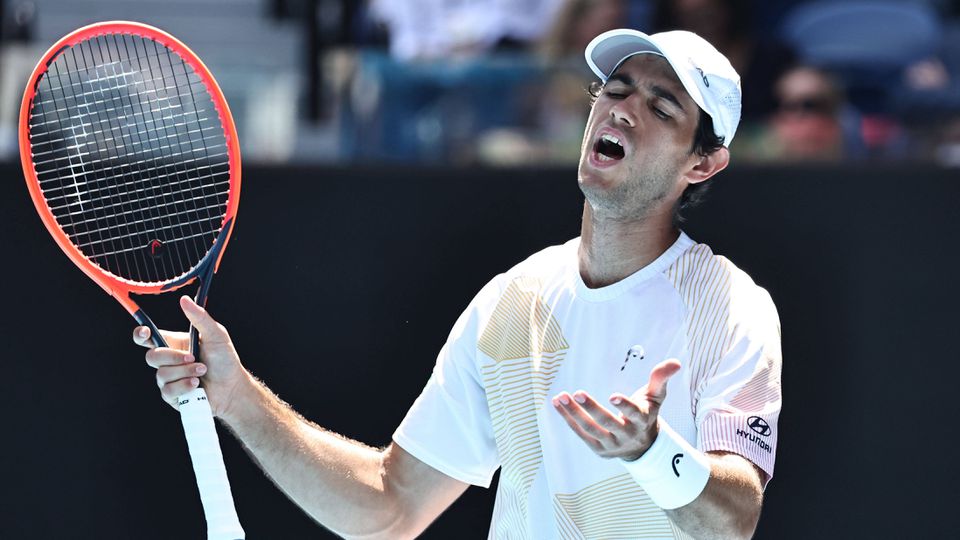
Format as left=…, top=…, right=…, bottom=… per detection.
left=610, top=98, right=637, bottom=128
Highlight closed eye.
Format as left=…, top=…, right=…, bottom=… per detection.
left=652, top=106, right=671, bottom=120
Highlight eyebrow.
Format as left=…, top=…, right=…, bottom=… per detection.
left=650, top=85, right=686, bottom=112
left=605, top=74, right=687, bottom=113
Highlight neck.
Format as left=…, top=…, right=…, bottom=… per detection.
left=578, top=202, right=679, bottom=288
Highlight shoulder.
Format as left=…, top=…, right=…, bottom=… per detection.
left=508, top=238, right=579, bottom=279
left=463, top=238, right=579, bottom=312
left=664, top=240, right=779, bottom=333
left=483, top=238, right=578, bottom=293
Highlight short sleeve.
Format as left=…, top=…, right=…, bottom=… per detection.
left=695, top=287, right=782, bottom=485
left=392, top=279, right=502, bottom=488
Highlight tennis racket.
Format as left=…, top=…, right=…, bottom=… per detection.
left=19, top=21, right=243, bottom=540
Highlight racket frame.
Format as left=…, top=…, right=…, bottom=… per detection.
left=18, top=20, right=242, bottom=317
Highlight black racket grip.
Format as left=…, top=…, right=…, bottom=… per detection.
left=189, top=263, right=215, bottom=359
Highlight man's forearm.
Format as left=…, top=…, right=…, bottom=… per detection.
left=220, top=373, right=404, bottom=539
left=664, top=452, right=763, bottom=540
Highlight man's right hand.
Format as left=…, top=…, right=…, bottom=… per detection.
left=133, top=295, right=248, bottom=419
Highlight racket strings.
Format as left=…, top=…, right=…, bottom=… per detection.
left=29, top=32, right=231, bottom=285
left=43, top=38, right=201, bottom=281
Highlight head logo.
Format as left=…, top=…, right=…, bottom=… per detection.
left=695, top=65, right=710, bottom=87
left=148, top=239, right=164, bottom=259
left=672, top=453, right=683, bottom=477
left=620, top=344, right=645, bottom=371
left=747, top=416, right=771, bottom=437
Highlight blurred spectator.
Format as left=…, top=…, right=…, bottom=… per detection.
left=934, top=116, right=960, bottom=166
left=539, top=0, right=626, bottom=61
left=368, top=0, right=565, bottom=61
left=736, top=65, right=850, bottom=162
left=478, top=0, right=628, bottom=165
left=769, top=66, right=846, bottom=161
left=778, top=0, right=946, bottom=159
left=652, top=0, right=793, bottom=121
left=654, top=0, right=752, bottom=70
left=2, top=0, right=34, bottom=42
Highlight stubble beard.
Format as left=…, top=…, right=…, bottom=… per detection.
left=580, top=158, right=679, bottom=223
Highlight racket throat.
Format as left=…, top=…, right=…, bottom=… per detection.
left=134, top=309, right=168, bottom=348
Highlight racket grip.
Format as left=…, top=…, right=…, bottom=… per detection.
left=178, top=387, right=245, bottom=540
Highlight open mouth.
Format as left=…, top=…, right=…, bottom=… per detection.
left=593, top=133, right=625, bottom=161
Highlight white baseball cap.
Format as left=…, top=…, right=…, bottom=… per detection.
left=585, top=29, right=742, bottom=146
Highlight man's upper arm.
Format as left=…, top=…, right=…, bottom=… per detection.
left=382, top=442, right=471, bottom=538
left=706, top=450, right=766, bottom=492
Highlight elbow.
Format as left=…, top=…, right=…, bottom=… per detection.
left=696, top=508, right=759, bottom=540
left=731, top=491, right=763, bottom=540
left=705, top=487, right=763, bottom=540
left=726, top=468, right=764, bottom=540
left=337, top=491, right=420, bottom=540
left=736, top=508, right=761, bottom=540
left=338, top=477, right=422, bottom=540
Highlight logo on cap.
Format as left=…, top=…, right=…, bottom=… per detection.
left=695, top=66, right=709, bottom=87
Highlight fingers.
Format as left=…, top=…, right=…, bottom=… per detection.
left=179, top=296, right=229, bottom=343
left=160, top=374, right=202, bottom=404
left=132, top=326, right=189, bottom=350
left=552, top=391, right=624, bottom=444
left=553, top=389, right=665, bottom=460
left=571, top=391, right=626, bottom=431
left=144, top=346, right=206, bottom=406
left=156, top=362, right=206, bottom=390
left=645, top=358, right=681, bottom=403
left=552, top=394, right=604, bottom=451
left=145, top=347, right=194, bottom=369
left=609, top=393, right=646, bottom=424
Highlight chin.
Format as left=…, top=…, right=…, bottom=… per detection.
left=578, top=162, right=615, bottom=192
left=579, top=179, right=625, bottom=216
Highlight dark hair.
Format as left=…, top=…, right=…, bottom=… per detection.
left=586, top=82, right=726, bottom=222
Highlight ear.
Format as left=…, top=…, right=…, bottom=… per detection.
left=684, top=147, right=730, bottom=186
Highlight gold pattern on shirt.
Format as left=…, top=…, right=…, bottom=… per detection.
left=664, top=244, right=736, bottom=416
left=478, top=276, right=569, bottom=536
left=553, top=473, right=691, bottom=540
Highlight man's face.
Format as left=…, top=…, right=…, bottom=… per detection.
left=577, top=54, right=701, bottom=220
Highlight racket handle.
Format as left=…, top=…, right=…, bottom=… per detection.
left=178, top=387, right=245, bottom=540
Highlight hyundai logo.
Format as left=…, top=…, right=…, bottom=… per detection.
left=747, top=416, right=771, bottom=437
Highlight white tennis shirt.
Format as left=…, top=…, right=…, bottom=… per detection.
left=394, top=233, right=782, bottom=539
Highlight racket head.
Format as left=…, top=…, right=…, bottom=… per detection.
left=19, top=21, right=241, bottom=315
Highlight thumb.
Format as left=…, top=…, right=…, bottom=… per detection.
left=179, top=296, right=224, bottom=340
left=645, top=358, right=682, bottom=403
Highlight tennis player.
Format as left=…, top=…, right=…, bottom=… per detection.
left=137, top=29, right=781, bottom=539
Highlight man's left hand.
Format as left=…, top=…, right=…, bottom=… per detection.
left=551, top=359, right=682, bottom=461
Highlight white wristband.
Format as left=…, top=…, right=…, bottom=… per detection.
left=621, top=420, right=711, bottom=509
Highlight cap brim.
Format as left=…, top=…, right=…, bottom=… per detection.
left=585, top=29, right=665, bottom=81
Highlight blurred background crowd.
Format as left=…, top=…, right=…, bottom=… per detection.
left=2, top=0, right=960, bottom=167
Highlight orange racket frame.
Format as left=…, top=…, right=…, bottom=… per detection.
left=19, top=20, right=241, bottom=317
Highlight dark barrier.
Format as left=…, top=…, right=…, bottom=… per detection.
left=1, top=161, right=956, bottom=539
